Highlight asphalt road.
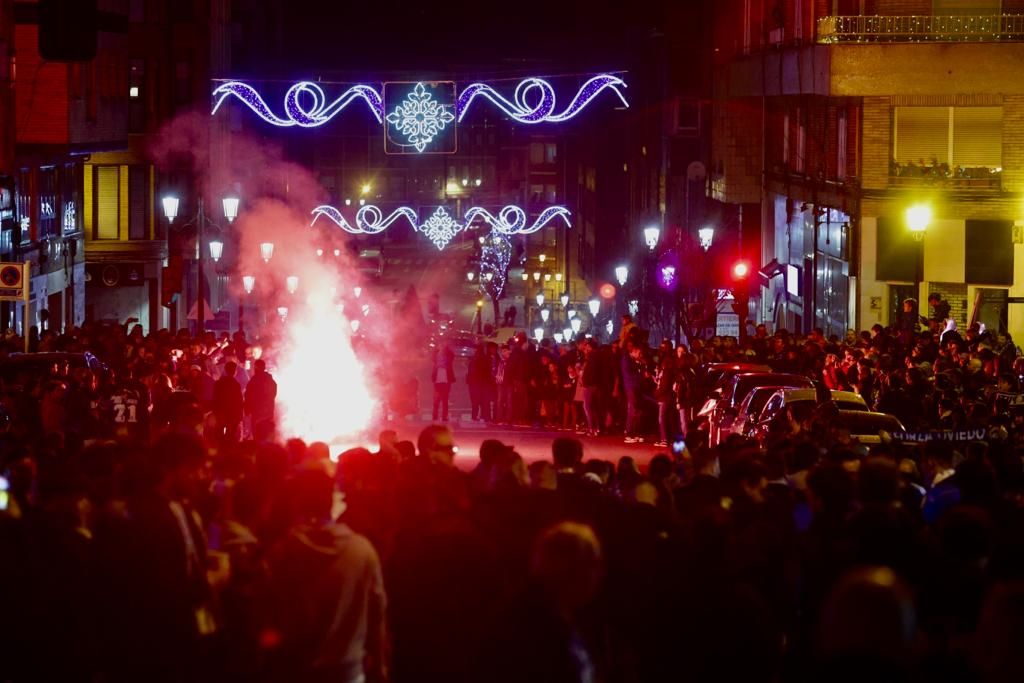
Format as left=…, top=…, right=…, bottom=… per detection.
left=340, top=419, right=671, bottom=470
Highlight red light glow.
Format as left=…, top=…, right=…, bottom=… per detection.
left=599, top=283, right=617, bottom=299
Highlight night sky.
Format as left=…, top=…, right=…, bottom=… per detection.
left=266, top=1, right=666, bottom=76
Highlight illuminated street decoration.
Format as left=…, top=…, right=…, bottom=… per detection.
left=211, top=81, right=384, bottom=126
left=464, top=205, right=571, bottom=235
left=418, top=207, right=463, bottom=250
left=311, top=203, right=571, bottom=251
left=385, top=82, right=456, bottom=152
left=310, top=204, right=417, bottom=235
left=479, top=232, right=512, bottom=300
left=212, top=74, right=628, bottom=145
left=456, top=74, right=628, bottom=123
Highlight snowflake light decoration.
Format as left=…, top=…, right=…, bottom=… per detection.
left=419, top=207, right=463, bottom=250
left=385, top=83, right=455, bottom=153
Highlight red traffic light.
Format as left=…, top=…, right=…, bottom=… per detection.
left=731, top=260, right=751, bottom=280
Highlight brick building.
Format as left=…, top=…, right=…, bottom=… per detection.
left=711, top=0, right=1024, bottom=340
left=6, top=0, right=132, bottom=335
left=84, top=0, right=231, bottom=334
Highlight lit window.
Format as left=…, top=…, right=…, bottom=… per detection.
left=129, top=86, right=139, bottom=98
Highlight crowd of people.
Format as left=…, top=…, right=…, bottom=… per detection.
left=432, top=294, right=1024, bottom=446
left=1, top=304, right=1024, bottom=682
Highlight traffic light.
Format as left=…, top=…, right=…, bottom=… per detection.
left=730, top=260, right=751, bottom=282
left=730, top=259, right=751, bottom=319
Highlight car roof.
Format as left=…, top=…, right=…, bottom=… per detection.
left=734, top=372, right=810, bottom=383
left=704, top=363, right=771, bottom=372
left=830, top=410, right=905, bottom=433
left=781, top=388, right=866, bottom=404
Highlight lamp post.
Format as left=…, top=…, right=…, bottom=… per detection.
left=162, top=194, right=238, bottom=334
left=615, top=265, right=629, bottom=287
left=643, top=225, right=661, bottom=251
left=698, top=226, right=715, bottom=252
left=906, top=204, right=931, bottom=308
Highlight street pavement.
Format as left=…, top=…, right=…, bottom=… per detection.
left=340, top=418, right=670, bottom=470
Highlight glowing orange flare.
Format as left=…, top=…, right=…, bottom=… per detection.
left=275, top=290, right=376, bottom=443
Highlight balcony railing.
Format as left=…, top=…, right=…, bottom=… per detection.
left=818, top=15, right=1024, bottom=44
left=890, top=161, right=1002, bottom=190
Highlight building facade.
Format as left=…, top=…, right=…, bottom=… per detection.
left=712, top=0, right=1024, bottom=340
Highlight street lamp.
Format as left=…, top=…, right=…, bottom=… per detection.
left=536, top=292, right=545, bottom=307
left=277, top=306, right=288, bottom=321
left=286, top=275, right=299, bottom=294
left=533, top=272, right=541, bottom=282
left=540, top=308, right=550, bottom=322
left=554, top=332, right=564, bottom=344
left=533, top=327, right=544, bottom=343
left=644, top=225, right=661, bottom=251
left=560, top=292, right=570, bottom=308
left=906, top=203, right=931, bottom=304
left=222, top=197, right=240, bottom=223
left=161, top=193, right=238, bottom=334
left=467, top=271, right=475, bottom=282
left=208, top=240, right=224, bottom=262
left=539, top=254, right=547, bottom=264
left=615, top=265, right=629, bottom=287
left=562, top=327, right=572, bottom=341
left=260, top=242, right=274, bottom=262
left=242, top=275, right=255, bottom=294
left=907, top=204, right=931, bottom=239
left=161, top=196, right=179, bottom=223
left=555, top=273, right=563, bottom=282
left=698, top=226, right=714, bottom=251
left=476, top=299, right=484, bottom=334
left=521, top=272, right=528, bottom=281
left=567, top=309, right=577, bottom=319
left=570, top=317, right=582, bottom=334
left=354, top=286, right=362, bottom=299
left=588, top=298, right=600, bottom=316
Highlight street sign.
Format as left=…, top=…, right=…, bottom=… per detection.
left=0, top=262, right=29, bottom=302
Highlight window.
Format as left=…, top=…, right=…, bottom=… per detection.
left=965, top=220, right=1013, bottom=285
left=62, top=163, right=80, bottom=234
left=953, top=108, right=1002, bottom=167
left=783, top=112, right=790, bottom=165
left=795, top=109, right=806, bottom=173
left=15, top=168, right=30, bottom=243
left=545, top=184, right=557, bottom=203
left=529, top=143, right=544, bottom=165
left=676, top=98, right=700, bottom=133
left=837, top=109, right=848, bottom=180
left=38, top=167, right=56, bottom=239
left=545, top=143, right=557, bottom=163
left=95, top=166, right=120, bottom=240
left=933, top=0, right=1001, bottom=15
left=893, top=106, right=1002, bottom=170
left=128, top=166, right=147, bottom=240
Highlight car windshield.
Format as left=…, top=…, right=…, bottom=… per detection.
left=743, top=388, right=777, bottom=418
left=733, top=374, right=811, bottom=407
left=833, top=412, right=904, bottom=434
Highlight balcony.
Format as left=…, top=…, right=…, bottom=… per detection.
left=889, top=161, right=1001, bottom=190
left=818, top=15, right=1024, bottom=44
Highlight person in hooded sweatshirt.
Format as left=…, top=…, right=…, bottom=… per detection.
left=260, top=469, right=387, bottom=683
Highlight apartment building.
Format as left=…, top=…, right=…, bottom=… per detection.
left=712, top=0, right=1024, bottom=339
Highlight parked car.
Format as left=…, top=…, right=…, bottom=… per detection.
left=0, top=352, right=108, bottom=387
left=746, top=388, right=869, bottom=443
left=708, top=372, right=814, bottom=446
left=825, top=410, right=905, bottom=445
left=723, top=384, right=799, bottom=443
left=693, top=362, right=772, bottom=425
